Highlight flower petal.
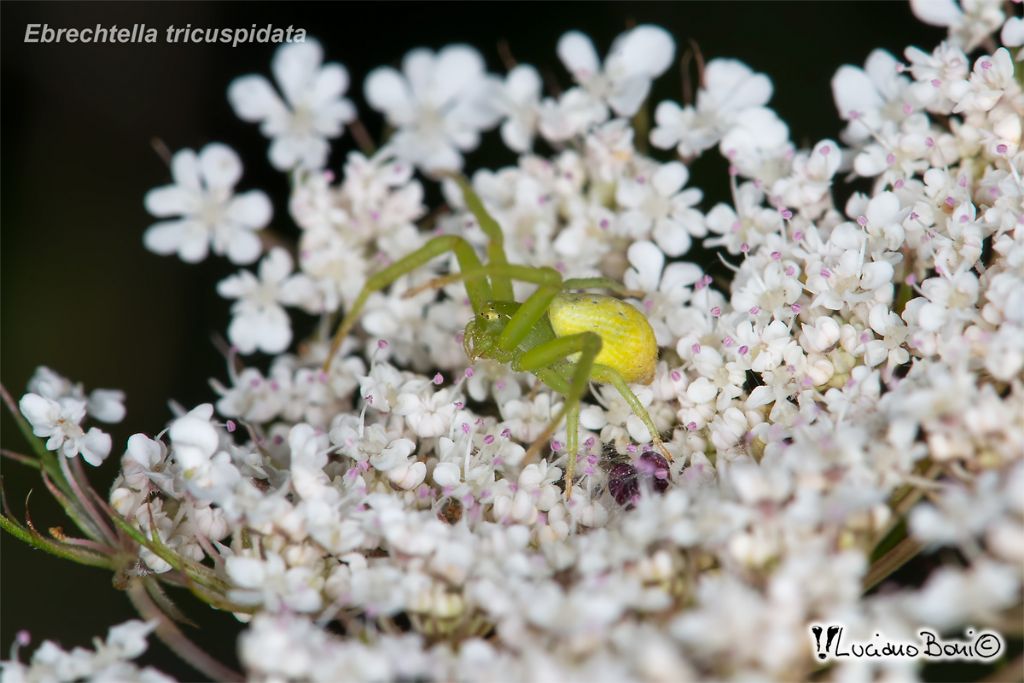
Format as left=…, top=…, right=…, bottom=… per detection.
left=199, top=144, right=243, bottom=191
left=610, top=25, right=675, bottom=78
left=144, top=185, right=198, bottom=217
left=364, top=67, right=415, bottom=123
left=557, top=31, right=600, bottom=80
left=653, top=161, right=688, bottom=197
left=272, top=39, right=323, bottom=106
left=226, top=191, right=273, bottom=228
left=228, top=75, right=287, bottom=122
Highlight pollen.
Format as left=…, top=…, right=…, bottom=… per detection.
left=548, top=293, right=658, bottom=384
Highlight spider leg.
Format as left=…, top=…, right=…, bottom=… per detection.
left=592, top=364, right=674, bottom=462
left=561, top=277, right=645, bottom=299
left=324, top=235, right=489, bottom=370
left=451, top=175, right=515, bottom=302
left=515, top=331, right=603, bottom=497
left=380, top=260, right=564, bottom=352
left=406, top=273, right=644, bottom=301
left=564, top=400, right=581, bottom=499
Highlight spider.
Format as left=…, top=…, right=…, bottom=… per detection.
left=324, top=177, right=672, bottom=496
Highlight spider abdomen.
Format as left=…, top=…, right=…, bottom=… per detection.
left=548, top=293, right=657, bottom=384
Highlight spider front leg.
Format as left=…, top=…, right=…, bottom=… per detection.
left=405, top=273, right=642, bottom=301
left=323, top=235, right=490, bottom=370
left=561, top=277, right=645, bottom=299
left=564, top=401, right=582, bottom=498
left=592, top=364, right=674, bottom=463
left=515, top=331, right=603, bottom=498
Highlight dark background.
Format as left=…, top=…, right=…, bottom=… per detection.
left=2, top=2, right=948, bottom=680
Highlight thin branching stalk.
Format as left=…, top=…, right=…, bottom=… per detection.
left=126, top=579, right=243, bottom=683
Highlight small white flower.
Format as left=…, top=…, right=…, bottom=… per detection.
left=623, top=240, right=703, bottom=344
left=119, top=433, right=177, bottom=497
left=864, top=304, right=910, bottom=370
left=19, top=393, right=112, bottom=466
left=771, top=140, right=842, bottom=214
left=102, top=620, right=158, bottom=661
left=1002, top=16, right=1024, bottom=50
left=910, top=0, right=1006, bottom=51
left=832, top=49, right=913, bottom=145
left=617, top=161, right=706, bottom=257
left=704, top=181, right=784, bottom=255
left=501, top=393, right=563, bottom=444
left=488, top=65, right=543, bottom=152
left=537, top=87, right=608, bottom=142
left=393, top=380, right=459, bottom=439
left=144, top=143, right=270, bottom=264
left=364, top=45, right=498, bottom=171
left=907, top=560, right=1019, bottom=629
left=388, top=460, right=428, bottom=490
left=951, top=48, right=1017, bottom=114
left=357, top=360, right=406, bottom=413
left=167, top=403, right=219, bottom=472
left=720, top=107, right=792, bottom=182
left=370, top=437, right=417, bottom=473
left=27, top=366, right=126, bottom=424
left=226, top=551, right=324, bottom=613
left=905, top=42, right=970, bottom=112
left=914, top=270, right=980, bottom=332
left=218, top=248, right=320, bottom=355
left=651, top=58, right=773, bottom=158
left=557, top=25, right=675, bottom=118
left=730, top=259, right=803, bottom=322
left=229, top=39, right=356, bottom=170
left=4, top=620, right=171, bottom=683
left=433, top=461, right=462, bottom=488
left=800, top=316, right=842, bottom=354
left=86, top=389, right=126, bottom=424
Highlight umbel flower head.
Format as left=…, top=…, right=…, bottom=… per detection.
left=4, top=5, right=1024, bottom=683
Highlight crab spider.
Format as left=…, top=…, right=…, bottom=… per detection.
left=324, top=177, right=672, bottom=497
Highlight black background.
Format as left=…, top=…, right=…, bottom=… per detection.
left=2, top=2, right=947, bottom=680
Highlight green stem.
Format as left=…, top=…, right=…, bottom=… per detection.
left=1, top=448, right=40, bottom=469
left=111, top=514, right=227, bottom=592
left=895, top=281, right=914, bottom=316
left=60, top=455, right=118, bottom=544
left=0, top=383, right=71, bottom=497
left=40, top=470, right=108, bottom=543
left=632, top=103, right=650, bottom=155
left=863, top=534, right=923, bottom=592
left=871, top=462, right=941, bottom=552
left=0, top=512, right=112, bottom=569
left=144, top=577, right=197, bottom=627
left=348, top=118, right=377, bottom=156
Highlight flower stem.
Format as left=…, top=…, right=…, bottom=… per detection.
left=60, top=455, right=118, bottom=545
left=863, top=534, right=923, bottom=592
left=349, top=118, right=377, bottom=156
left=126, top=578, right=243, bottom=682
left=0, top=383, right=70, bottom=497
left=0, top=506, right=112, bottom=569
left=1, top=448, right=40, bottom=469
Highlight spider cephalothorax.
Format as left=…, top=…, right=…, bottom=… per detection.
left=463, top=302, right=522, bottom=364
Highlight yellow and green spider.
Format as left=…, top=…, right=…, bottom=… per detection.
left=324, top=177, right=672, bottom=496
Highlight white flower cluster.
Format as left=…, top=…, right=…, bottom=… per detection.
left=18, top=367, right=123, bottom=466
left=12, top=4, right=1024, bottom=681
left=0, top=620, right=171, bottom=683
